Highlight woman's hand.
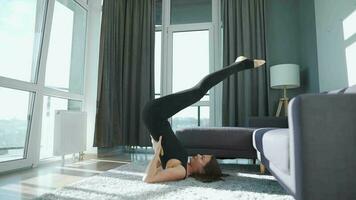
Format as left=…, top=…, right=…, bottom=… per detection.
left=151, top=136, right=158, bottom=152
left=151, top=136, right=163, bottom=156
left=155, top=136, right=163, bottom=156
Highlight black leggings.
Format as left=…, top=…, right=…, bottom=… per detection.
left=142, top=59, right=255, bottom=141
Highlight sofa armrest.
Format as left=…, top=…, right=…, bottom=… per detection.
left=289, top=93, right=356, bottom=200
left=248, top=116, right=288, bottom=128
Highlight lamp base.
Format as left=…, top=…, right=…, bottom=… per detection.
left=275, top=97, right=289, bottom=117
left=275, top=87, right=289, bottom=117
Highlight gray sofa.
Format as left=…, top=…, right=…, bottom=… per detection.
left=176, top=117, right=287, bottom=160
left=176, top=127, right=257, bottom=159
left=253, top=85, right=356, bottom=200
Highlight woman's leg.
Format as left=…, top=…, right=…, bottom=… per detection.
left=142, top=59, right=255, bottom=125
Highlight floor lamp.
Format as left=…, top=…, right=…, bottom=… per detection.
left=270, top=64, right=300, bottom=117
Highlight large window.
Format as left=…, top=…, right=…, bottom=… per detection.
left=41, top=0, right=86, bottom=158
left=0, top=0, right=88, bottom=171
left=0, top=0, right=45, bottom=166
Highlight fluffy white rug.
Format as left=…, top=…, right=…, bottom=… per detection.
left=36, top=161, right=294, bottom=200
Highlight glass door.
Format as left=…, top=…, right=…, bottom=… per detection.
left=39, top=0, right=87, bottom=160
left=167, top=25, right=213, bottom=131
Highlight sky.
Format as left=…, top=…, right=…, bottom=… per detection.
left=0, top=0, right=37, bottom=120
left=0, top=0, right=37, bottom=82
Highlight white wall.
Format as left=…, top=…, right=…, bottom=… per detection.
left=84, top=0, right=102, bottom=154
left=314, top=0, right=356, bottom=91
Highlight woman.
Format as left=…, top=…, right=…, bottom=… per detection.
left=142, top=56, right=265, bottom=183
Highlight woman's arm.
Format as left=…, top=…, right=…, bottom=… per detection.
left=144, top=164, right=186, bottom=183
left=143, top=136, right=162, bottom=182
left=143, top=136, right=186, bottom=183
left=143, top=146, right=161, bottom=182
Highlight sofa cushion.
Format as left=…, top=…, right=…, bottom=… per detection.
left=253, top=128, right=290, bottom=173
left=176, top=127, right=255, bottom=151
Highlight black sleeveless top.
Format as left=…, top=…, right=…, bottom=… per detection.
left=159, top=125, right=188, bottom=176
left=142, top=99, right=188, bottom=177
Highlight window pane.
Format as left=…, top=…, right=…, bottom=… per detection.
left=155, top=31, right=161, bottom=96
left=172, top=106, right=197, bottom=131
left=40, top=96, right=81, bottom=159
left=172, top=30, right=210, bottom=93
left=170, top=0, right=212, bottom=24
left=0, top=87, right=33, bottom=162
left=200, top=106, right=210, bottom=127
left=0, top=0, right=45, bottom=82
left=155, top=0, right=162, bottom=25
left=45, top=0, right=87, bottom=94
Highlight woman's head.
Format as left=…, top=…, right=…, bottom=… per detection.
left=189, top=154, right=223, bottom=182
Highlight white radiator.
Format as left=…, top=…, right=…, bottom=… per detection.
left=53, top=110, right=87, bottom=156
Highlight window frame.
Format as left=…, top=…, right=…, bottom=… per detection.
left=158, top=0, right=222, bottom=127
left=0, top=0, right=89, bottom=172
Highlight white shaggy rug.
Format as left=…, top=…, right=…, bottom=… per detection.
left=36, top=161, right=294, bottom=200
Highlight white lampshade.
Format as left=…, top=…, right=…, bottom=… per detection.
left=270, top=64, right=300, bottom=89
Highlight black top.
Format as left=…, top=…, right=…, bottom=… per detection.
left=159, top=129, right=188, bottom=173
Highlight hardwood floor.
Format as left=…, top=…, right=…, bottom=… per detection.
left=0, top=153, right=151, bottom=200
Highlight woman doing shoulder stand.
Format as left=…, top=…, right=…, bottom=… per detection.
left=142, top=56, right=265, bottom=183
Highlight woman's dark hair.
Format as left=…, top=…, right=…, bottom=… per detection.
left=190, top=156, right=228, bottom=183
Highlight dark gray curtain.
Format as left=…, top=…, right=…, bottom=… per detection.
left=222, top=0, right=268, bottom=127
left=94, top=0, right=155, bottom=147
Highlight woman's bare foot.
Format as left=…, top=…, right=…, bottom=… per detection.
left=235, top=56, right=265, bottom=68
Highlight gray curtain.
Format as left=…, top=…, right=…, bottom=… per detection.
left=222, top=0, right=268, bottom=127
left=94, top=0, right=155, bottom=147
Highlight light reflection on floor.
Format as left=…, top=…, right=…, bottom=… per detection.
left=0, top=154, right=127, bottom=200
